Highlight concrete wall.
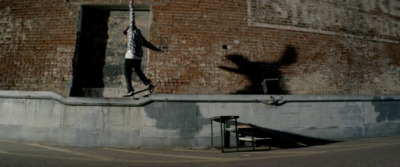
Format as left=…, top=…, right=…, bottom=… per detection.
left=1, top=91, right=399, bottom=148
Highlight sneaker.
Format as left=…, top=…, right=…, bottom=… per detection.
left=123, top=91, right=134, bottom=97
left=147, top=83, right=154, bottom=89
left=147, top=81, right=158, bottom=93
left=146, top=84, right=154, bottom=93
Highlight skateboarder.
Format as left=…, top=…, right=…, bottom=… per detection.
left=123, top=0, right=167, bottom=97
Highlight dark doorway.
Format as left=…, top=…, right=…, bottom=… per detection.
left=70, top=5, right=150, bottom=97
left=70, top=7, right=110, bottom=97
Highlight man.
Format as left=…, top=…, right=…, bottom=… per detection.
left=123, top=0, right=167, bottom=97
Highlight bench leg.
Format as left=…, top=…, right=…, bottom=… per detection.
left=235, top=118, right=238, bottom=152
left=252, top=135, right=255, bottom=151
left=211, top=120, right=213, bottom=148
left=220, top=121, right=224, bottom=153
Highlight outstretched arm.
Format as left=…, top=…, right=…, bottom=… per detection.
left=142, top=37, right=163, bottom=52
left=140, top=33, right=168, bottom=53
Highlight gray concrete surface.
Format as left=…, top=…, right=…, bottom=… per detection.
left=0, top=91, right=400, bottom=148
left=0, top=136, right=399, bottom=167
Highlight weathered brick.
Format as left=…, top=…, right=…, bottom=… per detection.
left=1, top=0, right=399, bottom=96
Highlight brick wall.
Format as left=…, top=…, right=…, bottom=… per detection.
left=1, top=0, right=79, bottom=95
left=1, top=0, right=399, bottom=96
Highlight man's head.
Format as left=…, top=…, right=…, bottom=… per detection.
left=123, top=25, right=138, bottom=35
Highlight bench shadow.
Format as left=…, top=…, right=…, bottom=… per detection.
left=225, top=121, right=337, bottom=149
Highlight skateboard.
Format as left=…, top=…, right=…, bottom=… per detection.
left=123, top=84, right=157, bottom=99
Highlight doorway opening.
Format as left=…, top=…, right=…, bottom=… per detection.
left=70, top=5, right=150, bottom=97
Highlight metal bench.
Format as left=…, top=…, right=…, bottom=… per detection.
left=211, top=116, right=271, bottom=152
left=210, top=116, right=239, bottom=153
left=236, top=124, right=272, bottom=151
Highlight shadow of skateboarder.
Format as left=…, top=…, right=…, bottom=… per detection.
left=219, top=45, right=298, bottom=94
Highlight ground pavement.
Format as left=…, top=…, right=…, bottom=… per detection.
left=1, top=136, right=399, bottom=167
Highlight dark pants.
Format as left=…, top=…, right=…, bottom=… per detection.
left=124, top=59, right=151, bottom=93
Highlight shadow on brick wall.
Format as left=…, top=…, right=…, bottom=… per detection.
left=219, top=45, right=298, bottom=94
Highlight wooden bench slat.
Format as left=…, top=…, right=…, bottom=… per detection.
left=239, top=136, right=272, bottom=142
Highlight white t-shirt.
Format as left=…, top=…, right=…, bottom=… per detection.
left=125, top=50, right=134, bottom=59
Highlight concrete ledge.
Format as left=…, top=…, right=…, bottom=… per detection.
left=0, top=90, right=400, bottom=148
left=1, top=91, right=399, bottom=106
